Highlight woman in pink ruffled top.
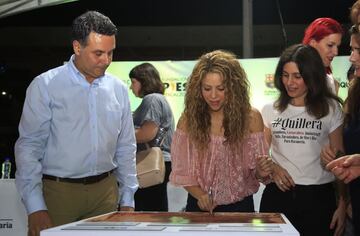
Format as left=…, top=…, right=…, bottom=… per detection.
left=169, top=50, right=273, bottom=213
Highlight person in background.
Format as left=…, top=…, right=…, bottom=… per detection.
left=350, top=0, right=360, bottom=25
left=327, top=154, right=360, bottom=184
left=170, top=50, right=273, bottom=213
left=15, top=11, right=137, bottom=236
left=129, top=63, right=175, bottom=211
left=302, top=17, right=343, bottom=94
left=323, top=24, right=360, bottom=235
left=260, top=44, right=346, bottom=236
left=340, top=64, right=357, bottom=236
left=347, top=65, right=356, bottom=84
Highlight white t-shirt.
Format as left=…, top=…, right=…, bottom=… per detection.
left=262, top=101, right=343, bottom=185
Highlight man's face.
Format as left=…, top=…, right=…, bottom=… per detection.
left=73, top=31, right=116, bottom=83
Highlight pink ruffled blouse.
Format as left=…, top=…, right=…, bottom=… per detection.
left=170, top=129, right=269, bottom=206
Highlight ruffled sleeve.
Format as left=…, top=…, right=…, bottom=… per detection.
left=250, top=132, right=271, bottom=184
left=169, top=129, right=199, bottom=186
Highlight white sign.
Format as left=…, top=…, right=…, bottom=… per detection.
left=0, top=179, right=27, bottom=236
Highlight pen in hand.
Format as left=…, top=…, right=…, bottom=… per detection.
left=208, top=187, right=213, bottom=215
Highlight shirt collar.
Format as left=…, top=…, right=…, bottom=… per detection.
left=67, top=54, right=104, bottom=85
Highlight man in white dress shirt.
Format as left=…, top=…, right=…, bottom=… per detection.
left=15, top=11, right=138, bottom=236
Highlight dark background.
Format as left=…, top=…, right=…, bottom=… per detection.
left=0, top=0, right=356, bottom=177
left=0, top=0, right=354, bottom=26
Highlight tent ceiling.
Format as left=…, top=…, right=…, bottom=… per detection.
left=0, top=0, right=77, bottom=18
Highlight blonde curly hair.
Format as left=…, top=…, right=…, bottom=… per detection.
left=184, top=50, right=251, bottom=151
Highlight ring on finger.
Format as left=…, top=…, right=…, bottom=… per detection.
left=279, top=180, right=284, bottom=185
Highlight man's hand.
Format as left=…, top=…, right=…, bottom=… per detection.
left=28, top=210, right=52, bottom=236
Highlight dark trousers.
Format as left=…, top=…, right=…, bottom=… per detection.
left=135, top=161, right=171, bottom=211
left=260, top=182, right=336, bottom=236
left=186, top=193, right=254, bottom=212
left=350, top=178, right=360, bottom=235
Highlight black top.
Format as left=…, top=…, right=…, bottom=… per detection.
left=344, top=119, right=360, bottom=234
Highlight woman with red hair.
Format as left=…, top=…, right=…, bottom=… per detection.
left=303, top=17, right=343, bottom=94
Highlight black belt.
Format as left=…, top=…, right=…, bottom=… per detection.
left=42, top=170, right=113, bottom=185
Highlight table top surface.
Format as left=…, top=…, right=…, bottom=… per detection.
left=88, top=211, right=285, bottom=224
left=42, top=212, right=299, bottom=236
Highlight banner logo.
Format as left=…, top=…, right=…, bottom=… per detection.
left=163, top=77, right=187, bottom=97
left=265, top=73, right=275, bottom=88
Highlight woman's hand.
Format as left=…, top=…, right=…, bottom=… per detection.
left=184, top=186, right=216, bottom=213
left=330, top=198, right=346, bottom=236
left=272, top=163, right=295, bottom=191
left=320, top=145, right=336, bottom=166
left=255, top=155, right=273, bottom=179
left=327, top=154, right=360, bottom=183
left=197, top=192, right=215, bottom=213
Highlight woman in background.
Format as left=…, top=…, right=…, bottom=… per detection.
left=129, top=63, right=175, bottom=211
left=324, top=25, right=360, bottom=235
left=350, top=1, right=360, bottom=25
left=302, top=17, right=343, bottom=94
left=260, top=44, right=346, bottom=236
left=170, top=50, right=272, bottom=213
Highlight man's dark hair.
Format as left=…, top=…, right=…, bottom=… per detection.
left=72, top=11, right=117, bottom=46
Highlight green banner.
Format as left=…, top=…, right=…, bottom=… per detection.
left=108, top=56, right=350, bottom=125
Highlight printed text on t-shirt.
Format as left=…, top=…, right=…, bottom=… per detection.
left=271, top=117, right=322, bottom=131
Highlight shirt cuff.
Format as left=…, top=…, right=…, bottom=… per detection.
left=119, top=190, right=135, bottom=208
left=24, top=192, right=47, bottom=215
